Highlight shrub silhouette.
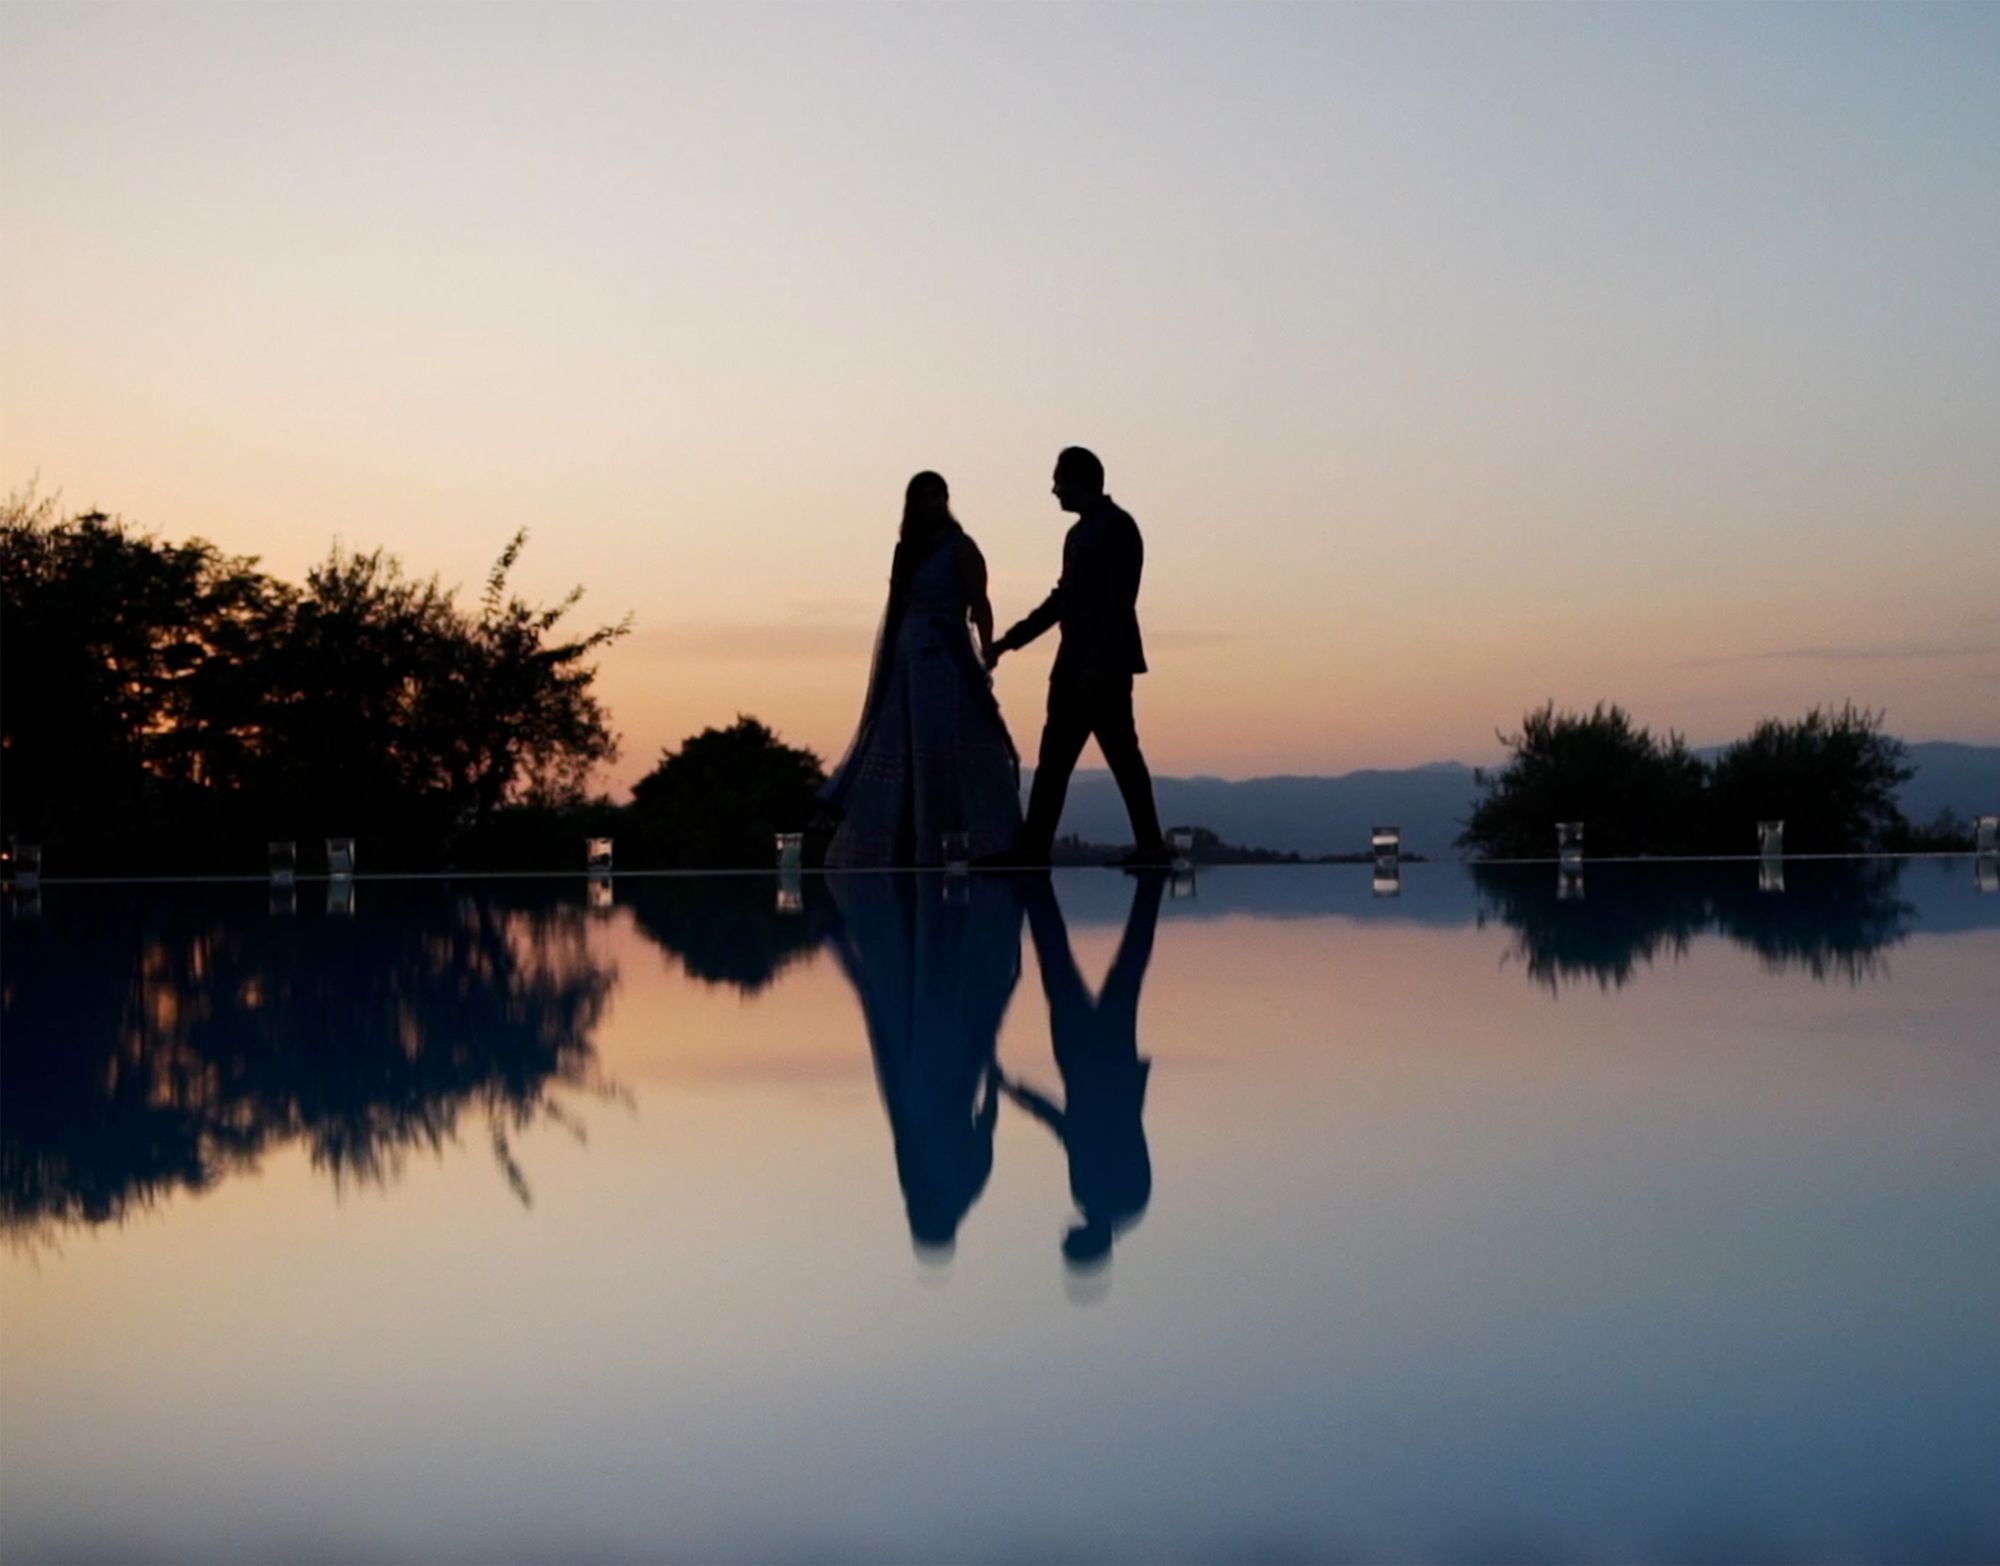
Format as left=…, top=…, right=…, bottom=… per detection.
left=628, top=716, right=825, bottom=869
left=1458, top=703, right=1706, bottom=859
left=1461, top=701, right=1921, bottom=860
left=1700, top=704, right=1912, bottom=854
left=1, top=495, right=626, bottom=872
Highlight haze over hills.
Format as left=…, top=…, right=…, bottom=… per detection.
left=1044, top=742, right=2000, bottom=858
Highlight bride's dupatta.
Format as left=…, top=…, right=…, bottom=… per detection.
left=816, top=522, right=960, bottom=823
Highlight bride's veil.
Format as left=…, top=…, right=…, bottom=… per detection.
left=818, top=509, right=959, bottom=818
left=816, top=575, right=903, bottom=819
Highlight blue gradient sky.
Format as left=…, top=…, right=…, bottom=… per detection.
left=4, top=2, right=1996, bottom=786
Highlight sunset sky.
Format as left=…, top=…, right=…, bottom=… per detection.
left=5, top=2, right=1996, bottom=791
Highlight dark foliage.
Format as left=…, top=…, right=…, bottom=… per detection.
left=628, top=716, right=826, bottom=870
left=1474, top=862, right=1713, bottom=990
left=1472, top=858, right=1913, bottom=992
left=1459, top=703, right=1706, bottom=858
left=1700, top=704, right=1913, bottom=854
left=450, top=796, right=628, bottom=872
left=1, top=495, right=626, bottom=872
left=1460, top=701, right=1924, bottom=860
left=1704, top=858, right=1914, bottom=981
left=1, top=883, right=617, bottom=1236
left=624, top=875, right=834, bottom=992
left=1, top=496, right=284, bottom=866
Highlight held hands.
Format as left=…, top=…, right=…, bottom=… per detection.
left=983, top=638, right=1006, bottom=671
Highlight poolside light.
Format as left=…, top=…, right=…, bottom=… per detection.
left=1371, top=825, right=1400, bottom=863
left=1977, top=856, right=1998, bottom=895
left=1558, top=864, right=1584, bottom=901
left=942, top=831, right=970, bottom=875
left=326, top=837, right=356, bottom=877
left=326, top=878, right=355, bottom=917
left=270, top=882, right=297, bottom=917
left=588, top=876, right=614, bottom=913
left=776, top=873, right=803, bottom=915
left=268, top=841, right=297, bottom=885
left=1373, top=861, right=1401, bottom=898
left=1758, top=820, right=1784, bottom=858
left=1557, top=822, right=1583, bottom=869
left=1977, top=815, right=1998, bottom=854
left=775, top=832, right=802, bottom=873
left=1760, top=859, right=1785, bottom=895
left=1170, top=870, right=1197, bottom=900
left=1170, top=828, right=1195, bottom=872
left=585, top=837, right=614, bottom=873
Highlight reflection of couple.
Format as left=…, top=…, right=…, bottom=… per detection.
left=825, top=872, right=1162, bottom=1273
left=818, top=446, right=1168, bottom=869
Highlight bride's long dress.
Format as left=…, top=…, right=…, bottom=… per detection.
left=823, top=871, right=1023, bottom=1248
left=820, top=536, right=1021, bottom=867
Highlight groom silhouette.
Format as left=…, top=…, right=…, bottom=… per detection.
left=987, top=447, right=1167, bottom=867
left=1000, top=871, right=1163, bottom=1276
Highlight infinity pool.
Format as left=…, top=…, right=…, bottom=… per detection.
left=4, top=861, right=1996, bottom=1563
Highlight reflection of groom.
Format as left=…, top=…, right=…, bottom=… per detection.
left=986, top=446, right=1167, bottom=867
left=1001, top=872, right=1163, bottom=1271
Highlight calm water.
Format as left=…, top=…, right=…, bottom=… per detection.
left=4, top=861, right=1997, bottom=1564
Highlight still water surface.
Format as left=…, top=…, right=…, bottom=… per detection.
left=4, top=862, right=1997, bottom=1563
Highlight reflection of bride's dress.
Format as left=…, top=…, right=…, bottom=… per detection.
left=825, top=873, right=1023, bottom=1251
left=820, top=537, right=1019, bottom=868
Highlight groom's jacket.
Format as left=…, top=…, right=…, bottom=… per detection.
left=1001, top=495, right=1148, bottom=679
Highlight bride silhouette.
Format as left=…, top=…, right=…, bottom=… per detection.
left=817, top=472, right=1020, bottom=867
left=824, top=872, right=1024, bottom=1256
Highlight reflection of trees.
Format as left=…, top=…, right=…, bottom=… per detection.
left=623, top=876, right=832, bottom=993
left=1473, top=860, right=1914, bottom=992
left=1, top=887, right=616, bottom=1238
left=1705, top=861, right=1913, bottom=983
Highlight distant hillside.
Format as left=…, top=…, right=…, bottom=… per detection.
left=1040, top=741, right=2000, bottom=858
left=1855, top=741, right=1995, bottom=830
left=1044, top=763, right=1481, bottom=858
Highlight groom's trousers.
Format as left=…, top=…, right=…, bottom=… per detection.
left=1020, top=671, right=1165, bottom=861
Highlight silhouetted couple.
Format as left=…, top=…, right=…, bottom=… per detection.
left=817, top=446, right=1167, bottom=869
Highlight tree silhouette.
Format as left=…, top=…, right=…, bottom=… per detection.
left=1, top=495, right=626, bottom=872
left=628, top=716, right=825, bottom=869
left=1701, top=704, right=1912, bottom=854
left=0, top=495, right=286, bottom=862
left=1460, top=703, right=1706, bottom=859
left=1460, top=701, right=1921, bottom=860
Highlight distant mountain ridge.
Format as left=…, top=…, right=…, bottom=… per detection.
left=1040, top=741, right=2000, bottom=858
